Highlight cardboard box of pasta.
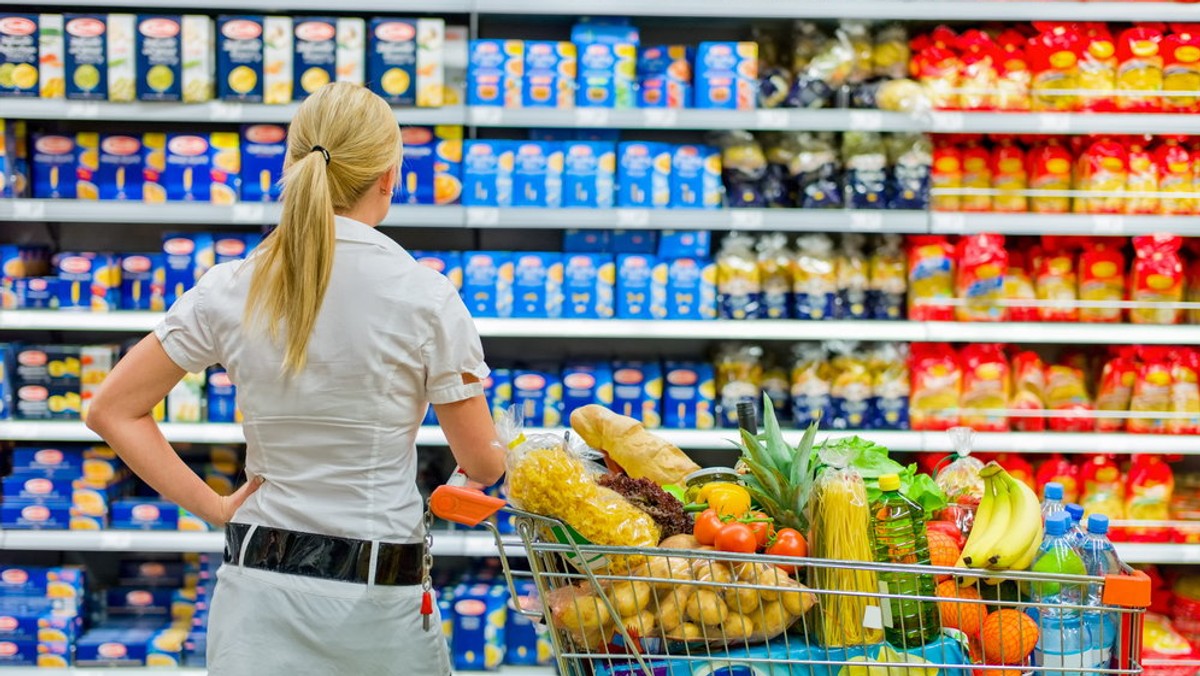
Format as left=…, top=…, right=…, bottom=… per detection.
left=368, top=18, right=442, bottom=107
left=216, top=15, right=292, bottom=104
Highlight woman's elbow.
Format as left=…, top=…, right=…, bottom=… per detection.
left=84, top=396, right=113, bottom=437
left=469, top=459, right=505, bottom=488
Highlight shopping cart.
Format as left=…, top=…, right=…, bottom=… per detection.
left=431, top=485, right=1154, bottom=676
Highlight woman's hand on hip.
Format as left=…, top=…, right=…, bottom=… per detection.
left=214, top=476, right=266, bottom=528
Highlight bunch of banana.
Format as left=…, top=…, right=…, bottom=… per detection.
left=957, top=462, right=1044, bottom=582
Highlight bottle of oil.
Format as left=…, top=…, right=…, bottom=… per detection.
left=871, top=473, right=942, bottom=648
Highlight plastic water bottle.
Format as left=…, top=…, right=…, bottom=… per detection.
left=1065, top=503, right=1087, bottom=548
left=1031, top=512, right=1090, bottom=676
left=1041, top=482, right=1066, bottom=521
left=870, top=473, right=942, bottom=648
left=1078, top=515, right=1122, bottom=675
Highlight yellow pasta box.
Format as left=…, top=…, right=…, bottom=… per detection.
left=180, top=15, right=213, bottom=103
left=74, top=131, right=98, bottom=200
left=167, top=371, right=204, bottom=423
left=217, top=16, right=292, bottom=104
left=335, top=18, right=365, bottom=86
left=38, top=14, right=64, bottom=99
left=143, top=132, right=240, bottom=204
left=0, top=15, right=42, bottom=97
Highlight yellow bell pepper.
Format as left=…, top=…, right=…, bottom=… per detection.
left=698, top=483, right=751, bottom=517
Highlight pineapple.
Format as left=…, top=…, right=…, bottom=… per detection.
left=737, top=394, right=817, bottom=534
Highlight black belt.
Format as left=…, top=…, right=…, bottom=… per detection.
left=224, top=523, right=425, bottom=587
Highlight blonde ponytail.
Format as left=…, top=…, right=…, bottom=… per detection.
left=244, top=82, right=402, bottom=373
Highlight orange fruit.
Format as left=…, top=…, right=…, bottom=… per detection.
left=937, top=579, right=987, bottom=639
left=927, top=530, right=962, bottom=581
left=980, top=609, right=1039, bottom=665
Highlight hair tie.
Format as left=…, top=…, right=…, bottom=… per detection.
left=310, top=145, right=330, bottom=165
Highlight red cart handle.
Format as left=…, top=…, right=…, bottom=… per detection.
left=1102, top=570, right=1152, bottom=608
left=430, top=485, right=506, bottom=527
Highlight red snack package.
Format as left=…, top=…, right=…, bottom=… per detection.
left=1154, top=136, right=1194, bottom=215
left=1163, top=24, right=1200, bottom=113
left=1116, top=25, right=1166, bottom=112
left=931, top=136, right=963, bottom=212
left=1188, top=257, right=1200, bottom=325
left=1045, top=361, right=1094, bottom=432
left=1126, top=135, right=1160, bottom=215
left=1096, top=348, right=1137, bottom=432
left=1130, top=346, right=1174, bottom=434
left=1130, top=234, right=1185, bottom=325
left=1004, top=249, right=1040, bottom=323
left=1078, top=22, right=1118, bottom=112
left=991, top=136, right=1028, bottom=213
left=906, top=235, right=956, bottom=321
left=1078, top=240, right=1126, bottom=323
left=1010, top=350, right=1048, bottom=432
left=955, top=233, right=1008, bottom=322
left=960, top=136, right=993, bottom=213
left=996, top=30, right=1032, bottom=111
left=1168, top=348, right=1200, bottom=435
left=1027, top=137, right=1074, bottom=214
left=909, top=342, right=962, bottom=431
left=1028, top=22, right=1083, bottom=111
left=1035, top=240, right=1079, bottom=322
left=1074, top=136, right=1129, bottom=215
left=957, top=30, right=1000, bottom=111
left=912, top=29, right=962, bottom=110
left=1036, top=453, right=1082, bottom=503
left=960, top=343, right=1011, bottom=432
left=1080, top=454, right=1127, bottom=520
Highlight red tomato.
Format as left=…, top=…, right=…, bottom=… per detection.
left=746, top=511, right=774, bottom=550
left=714, top=522, right=757, bottom=554
left=694, top=509, right=724, bottom=546
left=766, top=528, right=808, bottom=573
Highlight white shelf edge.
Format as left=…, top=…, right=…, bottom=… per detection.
left=1114, top=543, right=1200, bottom=565
left=2, top=99, right=465, bottom=125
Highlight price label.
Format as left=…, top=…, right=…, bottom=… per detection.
left=209, top=101, right=245, bottom=122
left=575, top=109, right=610, bottom=127
left=616, top=209, right=650, bottom=227
left=930, top=212, right=967, bottom=234
left=848, top=110, right=884, bottom=131
left=99, top=532, right=134, bottom=550
left=1092, top=215, right=1126, bottom=235
left=231, top=204, right=265, bottom=224
left=755, top=109, right=789, bottom=129
left=848, top=212, right=884, bottom=232
left=730, top=210, right=765, bottom=230
left=65, top=102, right=100, bottom=119
left=469, top=107, right=503, bottom=126
left=466, top=207, right=500, bottom=227
left=1036, top=113, right=1072, bottom=134
left=930, top=111, right=965, bottom=133
left=12, top=200, right=46, bottom=221
left=642, top=109, right=679, bottom=128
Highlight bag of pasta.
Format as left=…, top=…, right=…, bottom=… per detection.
left=499, top=409, right=660, bottom=569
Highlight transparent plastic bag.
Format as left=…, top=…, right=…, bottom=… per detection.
left=934, top=427, right=986, bottom=536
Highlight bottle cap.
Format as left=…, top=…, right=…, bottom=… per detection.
left=1065, top=503, right=1085, bottom=522
left=1087, top=514, right=1110, bottom=536
left=1046, top=511, right=1069, bottom=536
left=1044, top=482, right=1064, bottom=501
left=879, top=474, right=901, bottom=492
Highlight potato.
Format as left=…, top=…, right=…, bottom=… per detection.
left=619, top=609, right=657, bottom=638
left=716, top=612, right=756, bottom=642
left=654, top=587, right=693, bottom=633
left=659, top=534, right=701, bottom=550
left=554, top=591, right=613, bottom=636
left=685, top=589, right=729, bottom=626
left=753, top=601, right=794, bottom=639
left=605, top=580, right=653, bottom=617
left=641, top=554, right=694, bottom=589
left=725, top=581, right=761, bottom=615
left=734, top=562, right=781, bottom=601
left=775, top=578, right=817, bottom=617
left=665, top=622, right=704, bottom=642
left=692, top=560, right=733, bottom=585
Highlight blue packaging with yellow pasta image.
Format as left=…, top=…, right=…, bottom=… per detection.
left=663, top=361, right=717, bottom=429
left=612, top=361, right=663, bottom=428
left=510, top=252, right=562, bottom=319
left=461, top=251, right=512, bottom=318
left=665, top=256, right=718, bottom=320
left=239, top=124, right=285, bottom=202
left=561, top=141, right=615, bottom=208
left=615, top=254, right=666, bottom=320
left=617, top=142, right=670, bottom=208
left=511, top=370, right=561, bottom=428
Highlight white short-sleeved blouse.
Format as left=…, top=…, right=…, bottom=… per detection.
left=155, top=215, right=488, bottom=544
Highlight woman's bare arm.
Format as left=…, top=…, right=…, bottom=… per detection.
left=434, top=384, right=505, bottom=487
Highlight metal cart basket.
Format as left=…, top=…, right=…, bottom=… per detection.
left=432, top=486, right=1154, bottom=676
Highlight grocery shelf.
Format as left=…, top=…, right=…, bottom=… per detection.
left=3, top=421, right=1199, bottom=454
left=1115, top=543, right=1200, bottom=565
left=929, top=111, right=1200, bottom=135
left=466, top=107, right=924, bottom=132
left=0, top=669, right=550, bottom=676
left=16, top=0, right=467, bottom=6
left=2, top=99, right=466, bottom=125
left=929, top=212, right=1200, bottom=237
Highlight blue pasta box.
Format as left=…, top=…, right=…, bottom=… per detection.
left=54, top=252, right=119, bottom=311
left=695, top=41, right=758, bottom=110
left=397, top=125, right=463, bottom=206
left=483, top=369, right=511, bottom=421
left=658, top=231, right=711, bottom=259
left=505, top=580, right=551, bottom=666
left=111, top=500, right=178, bottom=531
left=119, top=254, right=165, bottom=311
left=561, top=141, right=615, bottom=208
left=0, top=14, right=40, bottom=97
left=10, top=277, right=58, bottom=310
left=161, top=233, right=214, bottom=307
left=575, top=42, right=637, bottom=109
left=510, top=252, right=562, bottom=318
left=76, top=625, right=156, bottom=666
left=291, top=17, right=337, bottom=99
left=467, top=39, right=523, bottom=108
left=670, top=144, right=722, bottom=209
left=216, top=16, right=293, bottom=104
left=118, top=560, right=185, bottom=588
left=0, top=120, right=29, bottom=198
left=511, top=142, right=563, bottom=208
left=562, top=229, right=610, bottom=253
left=13, top=385, right=80, bottom=420
left=63, top=14, right=109, bottom=100
left=0, top=639, right=36, bottom=666
left=12, top=446, right=84, bottom=475
left=97, top=134, right=145, bottom=200
left=411, top=251, right=463, bottom=291
left=368, top=18, right=443, bottom=107
left=511, top=370, right=562, bottom=428
left=3, top=475, right=75, bottom=501
left=665, top=257, right=718, bottom=320
left=617, top=142, right=670, bottom=208
left=206, top=367, right=237, bottom=424
left=11, top=344, right=80, bottom=386
left=71, top=477, right=122, bottom=517
left=612, top=230, right=658, bottom=254
left=561, top=362, right=613, bottom=422
left=238, top=124, right=286, bottom=202
left=615, top=254, right=666, bottom=320
left=0, top=502, right=71, bottom=529
left=462, top=140, right=514, bottom=207
left=214, top=234, right=250, bottom=264
left=143, top=132, right=240, bottom=204
left=451, top=583, right=508, bottom=671
left=135, top=15, right=183, bottom=102
left=461, top=251, right=513, bottom=318
left=663, top=361, right=717, bottom=430
left=561, top=253, right=614, bottom=319
left=30, top=133, right=80, bottom=199
left=0, top=566, right=48, bottom=595
left=637, top=45, right=692, bottom=108
left=0, top=343, right=10, bottom=420
left=523, top=41, right=575, bottom=109
left=82, top=445, right=124, bottom=485
left=612, top=361, right=663, bottom=428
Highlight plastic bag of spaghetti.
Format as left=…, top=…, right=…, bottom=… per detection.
left=935, top=427, right=986, bottom=537
left=499, top=409, right=660, bottom=553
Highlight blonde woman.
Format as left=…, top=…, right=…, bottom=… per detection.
left=87, top=82, right=505, bottom=675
